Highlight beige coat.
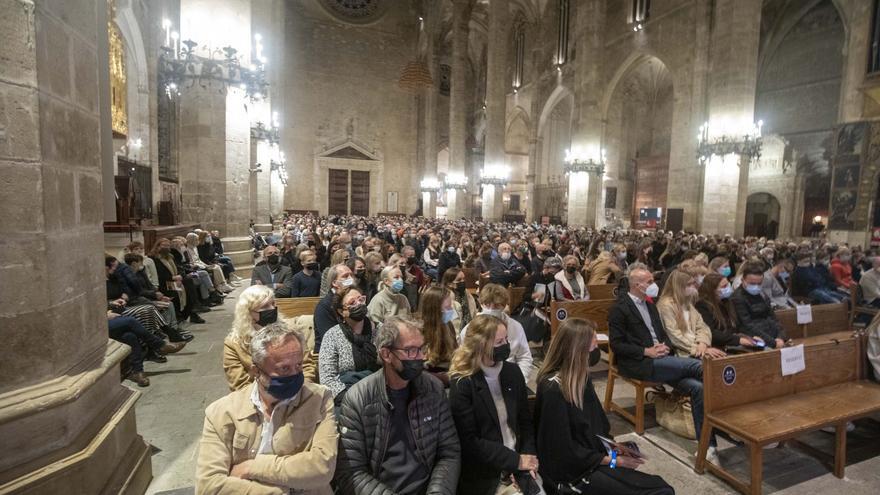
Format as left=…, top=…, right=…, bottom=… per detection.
left=656, top=298, right=712, bottom=357
left=366, top=287, right=411, bottom=325
left=196, top=383, right=338, bottom=495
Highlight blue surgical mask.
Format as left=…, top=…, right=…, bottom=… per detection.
left=718, top=285, right=733, bottom=299
left=390, top=278, right=405, bottom=293
left=263, top=371, right=304, bottom=400
left=745, top=284, right=762, bottom=296
left=442, top=308, right=457, bottom=324
left=778, top=270, right=789, bottom=280
left=719, top=266, right=732, bottom=277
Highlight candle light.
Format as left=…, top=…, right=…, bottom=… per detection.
left=162, top=19, right=171, bottom=47
left=171, top=31, right=180, bottom=58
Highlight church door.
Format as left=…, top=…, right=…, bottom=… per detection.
left=350, top=170, right=370, bottom=216
left=328, top=169, right=349, bottom=215
left=328, top=168, right=370, bottom=215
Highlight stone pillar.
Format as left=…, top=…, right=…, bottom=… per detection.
left=480, top=0, right=509, bottom=222
left=699, top=0, right=762, bottom=236
left=0, top=1, right=151, bottom=492
left=569, top=0, right=605, bottom=228
left=447, top=0, right=472, bottom=220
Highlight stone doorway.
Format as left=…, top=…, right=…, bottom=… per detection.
left=745, top=192, right=781, bottom=238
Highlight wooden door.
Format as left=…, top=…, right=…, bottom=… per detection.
left=350, top=170, right=370, bottom=216
left=328, top=169, right=349, bottom=215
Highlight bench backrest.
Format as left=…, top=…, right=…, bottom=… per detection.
left=703, top=337, right=860, bottom=413
left=587, top=284, right=619, bottom=301
left=276, top=297, right=322, bottom=319
left=774, top=302, right=849, bottom=339
left=549, top=299, right=617, bottom=337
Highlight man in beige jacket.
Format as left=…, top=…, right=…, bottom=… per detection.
left=196, top=322, right=338, bottom=494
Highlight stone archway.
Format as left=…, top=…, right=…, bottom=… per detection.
left=745, top=192, right=782, bottom=238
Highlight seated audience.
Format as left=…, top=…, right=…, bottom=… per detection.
left=860, top=256, right=880, bottom=308
left=313, top=263, right=356, bottom=354
left=196, top=322, right=337, bottom=494
left=289, top=250, right=321, bottom=297
left=696, top=273, right=758, bottom=350
left=419, top=286, right=459, bottom=385
left=320, top=249, right=350, bottom=297
left=489, top=242, right=527, bottom=286
left=334, top=317, right=460, bottom=494
left=442, top=267, right=479, bottom=331
left=460, top=283, right=533, bottom=382
left=449, top=314, right=537, bottom=495
left=150, top=238, right=207, bottom=323
left=537, top=318, right=673, bottom=495
left=791, top=251, right=846, bottom=304
left=252, top=245, right=294, bottom=298
left=731, top=262, right=788, bottom=348
left=172, top=236, right=225, bottom=305
left=657, top=270, right=726, bottom=360
left=109, top=312, right=184, bottom=387
left=186, top=232, right=233, bottom=293
left=555, top=255, right=589, bottom=301
left=367, top=265, right=412, bottom=325
left=762, top=258, right=796, bottom=308
left=423, top=235, right=442, bottom=280
left=830, top=247, right=856, bottom=290
left=586, top=247, right=623, bottom=285
left=122, top=253, right=193, bottom=342
left=318, top=287, right=379, bottom=405
left=438, top=241, right=462, bottom=281
left=609, top=267, right=714, bottom=458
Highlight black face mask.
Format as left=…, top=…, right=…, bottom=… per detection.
left=267, top=255, right=280, bottom=265
left=305, top=262, right=320, bottom=271
left=257, top=308, right=278, bottom=326
left=566, top=266, right=577, bottom=274
left=454, top=281, right=466, bottom=294
left=355, top=269, right=366, bottom=278
left=492, top=342, right=511, bottom=364
left=396, top=356, right=425, bottom=381
left=407, top=256, right=417, bottom=265
left=159, top=247, right=171, bottom=255
left=347, top=304, right=368, bottom=322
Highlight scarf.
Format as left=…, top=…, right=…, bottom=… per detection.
left=340, top=320, right=380, bottom=372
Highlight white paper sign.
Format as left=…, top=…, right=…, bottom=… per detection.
left=597, top=333, right=609, bottom=342
left=796, top=304, right=813, bottom=325
left=780, top=344, right=806, bottom=376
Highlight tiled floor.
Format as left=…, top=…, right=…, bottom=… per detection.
left=136, top=285, right=880, bottom=494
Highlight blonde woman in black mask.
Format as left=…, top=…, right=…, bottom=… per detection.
left=223, top=285, right=277, bottom=391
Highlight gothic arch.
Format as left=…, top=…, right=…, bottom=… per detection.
left=600, top=51, right=672, bottom=120
left=537, top=85, right=574, bottom=138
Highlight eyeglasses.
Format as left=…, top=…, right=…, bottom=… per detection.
left=390, top=345, right=427, bottom=359
left=346, top=295, right=367, bottom=306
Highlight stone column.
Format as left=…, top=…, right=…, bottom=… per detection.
left=446, top=0, right=472, bottom=220
left=569, top=0, right=605, bottom=228
left=0, top=1, right=151, bottom=492
left=699, top=0, right=762, bottom=236
left=481, top=0, right=509, bottom=222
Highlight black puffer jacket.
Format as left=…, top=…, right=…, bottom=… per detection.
left=334, top=368, right=461, bottom=495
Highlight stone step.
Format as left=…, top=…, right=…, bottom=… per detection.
left=221, top=236, right=252, bottom=253
left=254, top=224, right=273, bottom=234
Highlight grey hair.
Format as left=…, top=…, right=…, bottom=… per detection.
left=625, top=262, right=649, bottom=277
left=250, top=321, right=306, bottom=366
left=374, top=316, right=422, bottom=364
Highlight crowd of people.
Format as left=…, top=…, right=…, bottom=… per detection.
left=183, top=212, right=880, bottom=495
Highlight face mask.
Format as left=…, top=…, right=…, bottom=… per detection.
left=718, top=285, right=734, bottom=299
left=396, top=357, right=425, bottom=382
left=618, top=251, right=627, bottom=260
left=566, top=266, right=577, bottom=274
left=447, top=246, right=456, bottom=253
left=355, top=269, right=365, bottom=277
left=500, top=252, right=511, bottom=261
left=696, top=275, right=705, bottom=286
left=778, top=270, right=789, bottom=280
left=745, top=284, right=762, bottom=296
left=390, top=279, right=405, bottom=293
left=685, top=286, right=699, bottom=297
left=262, top=371, right=304, bottom=400
left=340, top=277, right=355, bottom=288
left=406, top=256, right=416, bottom=265
left=257, top=307, right=278, bottom=327
left=492, top=342, right=511, bottom=364
left=454, top=281, right=466, bottom=294
left=482, top=308, right=505, bottom=319
left=442, top=308, right=457, bottom=324
left=159, top=247, right=171, bottom=255
left=719, top=266, right=732, bottom=277
left=644, top=282, right=660, bottom=298
left=306, top=262, right=320, bottom=271
left=347, top=304, right=368, bottom=322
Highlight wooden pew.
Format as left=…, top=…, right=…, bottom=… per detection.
left=587, top=284, right=619, bottom=301
left=276, top=297, right=322, bottom=319
left=695, top=337, right=880, bottom=494
left=774, top=302, right=849, bottom=339
left=549, top=299, right=617, bottom=337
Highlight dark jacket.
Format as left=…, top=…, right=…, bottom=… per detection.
left=489, top=256, right=526, bottom=286
left=197, top=243, right=216, bottom=263
left=313, top=291, right=338, bottom=353
left=730, top=287, right=786, bottom=346
left=251, top=262, right=293, bottom=297
left=449, top=363, right=535, bottom=495
left=608, top=294, right=673, bottom=380
left=791, top=264, right=833, bottom=298
left=335, top=369, right=461, bottom=495
left=114, top=263, right=146, bottom=299
left=438, top=250, right=461, bottom=281
left=694, top=299, right=741, bottom=348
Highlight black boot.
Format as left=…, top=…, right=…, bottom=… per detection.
left=189, top=313, right=206, bottom=324
left=164, top=325, right=195, bottom=343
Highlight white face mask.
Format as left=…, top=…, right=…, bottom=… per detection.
left=643, top=282, right=660, bottom=298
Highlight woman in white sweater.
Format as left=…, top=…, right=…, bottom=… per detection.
left=366, top=265, right=411, bottom=325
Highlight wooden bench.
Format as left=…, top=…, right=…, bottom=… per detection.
left=549, top=299, right=617, bottom=337
left=587, top=284, right=619, bottom=301
left=276, top=297, right=322, bottom=319
left=775, top=302, right=849, bottom=339
left=603, top=348, right=661, bottom=435
left=695, top=337, right=880, bottom=494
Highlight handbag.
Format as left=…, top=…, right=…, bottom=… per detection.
left=646, top=390, right=696, bottom=439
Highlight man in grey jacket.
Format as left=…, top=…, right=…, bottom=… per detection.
left=252, top=245, right=293, bottom=297
left=334, top=316, right=460, bottom=495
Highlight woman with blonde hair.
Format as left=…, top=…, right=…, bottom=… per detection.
left=535, top=318, right=673, bottom=495
left=320, top=248, right=351, bottom=297
left=449, top=314, right=538, bottom=495
left=185, top=232, right=233, bottom=293
left=366, top=265, right=411, bottom=325
left=419, top=286, right=458, bottom=385
left=223, top=285, right=277, bottom=390
left=657, top=270, right=726, bottom=360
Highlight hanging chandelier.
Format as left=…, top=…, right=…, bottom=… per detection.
left=697, top=119, right=763, bottom=166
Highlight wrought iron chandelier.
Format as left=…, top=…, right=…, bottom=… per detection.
left=697, top=120, right=763, bottom=166
left=445, top=174, right=469, bottom=190
left=563, top=148, right=606, bottom=176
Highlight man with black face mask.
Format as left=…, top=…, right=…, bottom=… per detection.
left=289, top=251, right=321, bottom=297
left=252, top=246, right=293, bottom=298
left=336, top=316, right=460, bottom=495
left=197, top=322, right=337, bottom=493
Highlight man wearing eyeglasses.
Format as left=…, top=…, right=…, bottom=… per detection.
left=335, top=316, right=460, bottom=494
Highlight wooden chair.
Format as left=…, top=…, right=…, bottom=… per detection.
left=603, top=348, right=660, bottom=435
left=849, top=285, right=878, bottom=328
left=276, top=297, right=322, bottom=319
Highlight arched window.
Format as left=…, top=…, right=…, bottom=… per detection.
left=513, top=18, right=525, bottom=91
left=556, top=0, right=569, bottom=66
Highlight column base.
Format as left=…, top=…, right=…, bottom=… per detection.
left=223, top=236, right=256, bottom=278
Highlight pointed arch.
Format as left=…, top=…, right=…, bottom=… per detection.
left=537, top=85, right=574, bottom=137
left=600, top=51, right=672, bottom=120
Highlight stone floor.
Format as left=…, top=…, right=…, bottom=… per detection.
left=137, top=284, right=880, bottom=494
